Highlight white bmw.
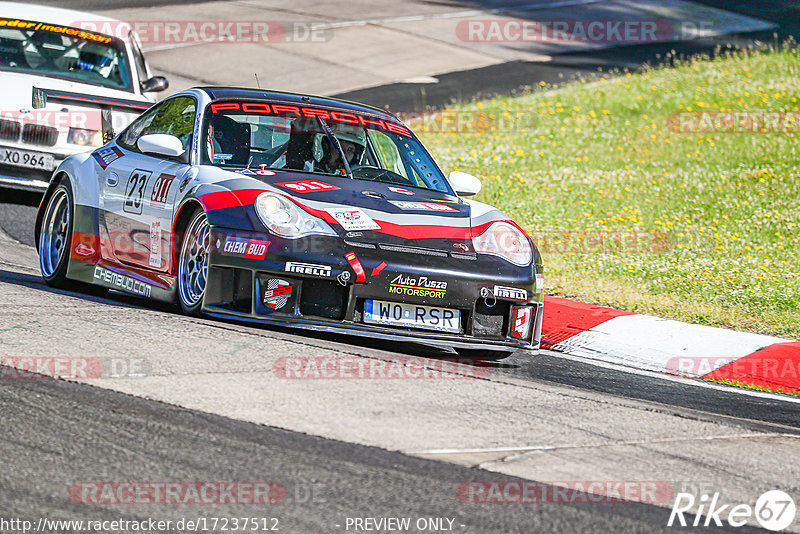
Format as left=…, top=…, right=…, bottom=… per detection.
left=0, top=2, right=167, bottom=191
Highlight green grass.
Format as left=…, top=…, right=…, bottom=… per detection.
left=703, top=377, right=800, bottom=398
left=420, top=45, right=800, bottom=340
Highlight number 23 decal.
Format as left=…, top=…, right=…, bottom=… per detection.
left=123, top=169, right=152, bottom=215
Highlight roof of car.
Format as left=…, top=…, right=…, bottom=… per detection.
left=0, top=2, right=133, bottom=41
left=197, top=87, right=400, bottom=122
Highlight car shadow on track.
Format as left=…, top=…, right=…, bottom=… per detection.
left=0, top=268, right=175, bottom=312
left=0, top=267, right=521, bottom=370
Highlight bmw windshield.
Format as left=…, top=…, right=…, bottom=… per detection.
left=202, top=100, right=453, bottom=194
left=0, top=17, right=133, bottom=91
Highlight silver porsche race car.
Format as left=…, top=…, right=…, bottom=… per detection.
left=35, top=87, right=544, bottom=359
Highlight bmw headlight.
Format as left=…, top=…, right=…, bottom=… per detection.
left=472, top=221, right=532, bottom=266
left=255, top=192, right=337, bottom=238
left=67, top=127, right=102, bottom=146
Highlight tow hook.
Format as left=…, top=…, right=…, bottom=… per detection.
left=480, top=287, right=496, bottom=308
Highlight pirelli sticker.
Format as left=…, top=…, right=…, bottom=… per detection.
left=493, top=285, right=527, bottom=301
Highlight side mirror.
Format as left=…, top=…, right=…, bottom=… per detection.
left=141, top=76, right=169, bottom=93
left=448, top=171, right=482, bottom=197
left=137, top=134, right=185, bottom=157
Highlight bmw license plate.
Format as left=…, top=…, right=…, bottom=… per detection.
left=363, top=299, right=461, bottom=333
left=1, top=148, right=55, bottom=169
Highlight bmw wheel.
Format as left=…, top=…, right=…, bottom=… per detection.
left=178, top=209, right=210, bottom=316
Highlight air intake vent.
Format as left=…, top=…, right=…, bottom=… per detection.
left=300, top=279, right=348, bottom=320
left=343, top=240, right=376, bottom=249
left=0, top=118, right=20, bottom=141
left=22, top=123, right=58, bottom=146
left=450, top=252, right=477, bottom=260
left=473, top=300, right=509, bottom=339
left=378, top=244, right=448, bottom=257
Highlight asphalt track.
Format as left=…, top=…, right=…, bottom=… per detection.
left=1, top=198, right=800, bottom=430
left=1, top=229, right=799, bottom=533
left=0, top=365, right=749, bottom=534
left=2, top=1, right=800, bottom=532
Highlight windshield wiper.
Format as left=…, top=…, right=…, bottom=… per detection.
left=317, top=117, right=353, bottom=179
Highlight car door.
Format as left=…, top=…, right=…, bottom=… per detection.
left=100, top=96, right=196, bottom=272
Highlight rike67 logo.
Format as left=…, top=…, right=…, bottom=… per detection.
left=669, top=490, right=796, bottom=531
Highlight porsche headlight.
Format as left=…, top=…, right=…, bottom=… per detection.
left=472, top=221, right=532, bottom=266
left=67, top=127, right=102, bottom=146
left=255, top=192, right=337, bottom=238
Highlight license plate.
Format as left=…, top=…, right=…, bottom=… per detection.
left=1, top=148, right=55, bottom=169
left=363, top=299, right=461, bottom=334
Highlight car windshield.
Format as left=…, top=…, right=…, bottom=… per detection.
left=202, top=100, right=452, bottom=194
left=0, top=17, right=133, bottom=91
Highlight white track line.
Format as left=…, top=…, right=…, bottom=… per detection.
left=541, top=349, right=800, bottom=404
left=415, top=432, right=798, bottom=456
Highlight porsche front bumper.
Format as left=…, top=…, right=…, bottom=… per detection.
left=203, top=226, right=544, bottom=353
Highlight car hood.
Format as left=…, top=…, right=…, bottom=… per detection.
left=212, top=169, right=508, bottom=250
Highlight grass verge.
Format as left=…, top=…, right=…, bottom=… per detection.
left=421, top=45, right=800, bottom=341
left=703, top=377, right=800, bottom=398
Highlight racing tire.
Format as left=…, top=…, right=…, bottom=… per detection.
left=177, top=208, right=210, bottom=316
left=38, top=178, right=75, bottom=289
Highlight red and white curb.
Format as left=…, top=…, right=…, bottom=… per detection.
left=541, top=296, right=800, bottom=394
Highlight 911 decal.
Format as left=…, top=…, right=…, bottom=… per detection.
left=150, top=174, right=175, bottom=207
left=275, top=180, right=340, bottom=193
left=123, top=169, right=152, bottom=215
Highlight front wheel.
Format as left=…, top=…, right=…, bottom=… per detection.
left=39, top=179, right=74, bottom=288
left=177, top=209, right=210, bottom=316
